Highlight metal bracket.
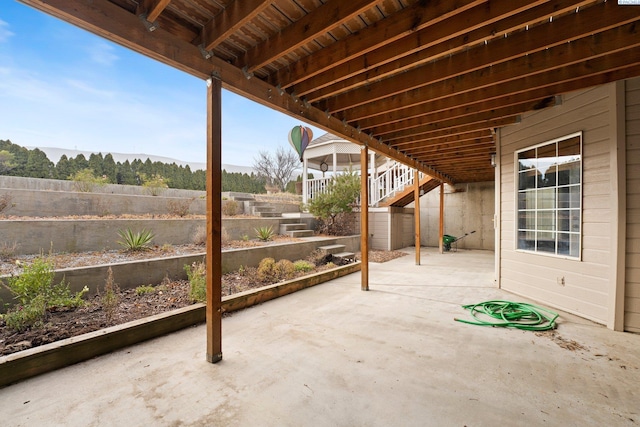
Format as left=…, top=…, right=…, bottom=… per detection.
left=242, top=66, right=254, bottom=80
left=138, top=14, right=158, bottom=32
left=198, top=45, right=213, bottom=60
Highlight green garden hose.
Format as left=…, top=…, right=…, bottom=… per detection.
left=454, top=300, right=558, bottom=331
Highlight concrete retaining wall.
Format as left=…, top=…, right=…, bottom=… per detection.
left=0, top=236, right=360, bottom=309
left=1, top=217, right=321, bottom=255
left=0, top=175, right=205, bottom=198
left=0, top=188, right=207, bottom=217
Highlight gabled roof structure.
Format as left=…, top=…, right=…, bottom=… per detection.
left=19, top=0, right=640, bottom=185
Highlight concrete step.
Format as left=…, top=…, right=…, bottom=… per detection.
left=257, top=212, right=282, bottom=218
left=287, top=229, right=314, bottom=238
left=332, top=251, right=355, bottom=262
left=317, top=244, right=346, bottom=255
left=252, top=206, right=276, bottom=213
left=280, top=223, right=307, bottom=232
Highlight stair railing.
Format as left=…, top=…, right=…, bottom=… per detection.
left=305, top=162, right=422, bottom=207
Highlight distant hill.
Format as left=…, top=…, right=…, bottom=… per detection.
left=26, top=146, right=255, bottom=174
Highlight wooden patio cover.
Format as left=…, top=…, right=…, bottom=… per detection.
left=19, top=0, right=640, bottom=361
left=19, top=0, right=640, bottom=184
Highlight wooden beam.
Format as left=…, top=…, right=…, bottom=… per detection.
left=238, top=0, right=376, bottom=73
left=206, top=76, right=223, bottom=363
left=414, top=170, right=420, bottom=266
left=439, top=183, right=444, bottom=254
left=268, top=0, right=485, bottom=89
left=322, top=1, right=639, bottom=114
left=303, top=0, right=594, bottom=103
left=17, top=0, right=454, bottom=185
left=344, top=21, right=640, bottom=123
left=294, top=0, right=549, bottom=99
left=202, top=0, right=272, bottom=51
left=365, top=98, right=554, bottom=137
left=380, top=57, right=640, bottom=143
left=139, top=0, right=172, bottom=23
left=360, top=146, right=369, bottom=291
left=392, top=130, right=492, bottom=150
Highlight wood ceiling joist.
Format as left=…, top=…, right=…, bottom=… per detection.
left=20, top=0, right=456, bottom=183
left=202, top=0, right=273, bottom=51
left=322, top=1, right=638, bottom=115
left=391, top=130, right=492, bottom=150
left=363, top=97, right=557, bottom=138
left=400, top=137, right=496, bottom=156
left=343, top=23, right=640, bottom=126
left=266, top=0, right=485, bottom=90
left=405, top=142, right=496, bottom=159
left=377, top=55, right=640, bottom=144
left=387, top=117, right=518, bottom=147
left=237, top=0, right=378, bottom=73
left=303, top=0, right=596, bottom=103
left=139, top=0, right=173, bottom=22
left=293, top=0, right=556, bottom=100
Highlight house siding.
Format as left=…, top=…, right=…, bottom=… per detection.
left=499, top=85, right=614, bottom=324
left=625, top=78, right=640, bottom=332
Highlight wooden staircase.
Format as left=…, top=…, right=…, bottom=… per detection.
left=379, top=176, right=440, bottom=208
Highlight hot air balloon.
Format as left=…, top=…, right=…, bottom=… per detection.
left=288, top=125, right=313, bottom=162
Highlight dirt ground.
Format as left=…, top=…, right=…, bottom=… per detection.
left=0, top=246, right=405, bottom=356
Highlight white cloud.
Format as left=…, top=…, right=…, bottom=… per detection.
left=0, top=19, right=14, bottom=43
left=86, top=40, right=118, bottom=66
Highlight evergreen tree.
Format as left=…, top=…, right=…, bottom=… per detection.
left=102, top=153, right=117, bottom=183
left=25, top=148, right=54, bottom=178
left=55, top=155, right=73, bottom=179
left=88, top=153, right=104, bottom=177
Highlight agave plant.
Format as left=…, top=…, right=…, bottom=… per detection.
left=254, top=226, right=274, bottom=242
left=117, top=228, right=155, bottom=252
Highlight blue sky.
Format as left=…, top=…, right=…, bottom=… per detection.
left=0, top=1, right=321, bottom=167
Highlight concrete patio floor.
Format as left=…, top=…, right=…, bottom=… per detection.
left=1, top=248, right=638, bottom=426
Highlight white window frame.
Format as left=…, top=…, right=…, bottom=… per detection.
left=514, top=132, right=583, bottom=260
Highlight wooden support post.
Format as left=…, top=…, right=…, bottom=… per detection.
left=360, top=146, right=369, bottom=291
left=205, top=77, right=223, bottom=363
left=414, top=170, right=421, bottom=265
left=439, top=183, right=444, bottom=254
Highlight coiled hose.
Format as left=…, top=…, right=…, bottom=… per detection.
left=454, top=300, right=558, bottom=331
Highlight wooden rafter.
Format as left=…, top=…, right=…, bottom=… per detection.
left=238, top=0, right=377, bottom=73
left=268, top=0, right=485, bottom=90
left=324, top=1, right=639, bottom=115
left=139, top=0, right=172, bottom=23
left=293, top=0, right=554, bottom=100
left=17, top=0, right=640, bottom=186
left=202, top=0, right=273, bottom=51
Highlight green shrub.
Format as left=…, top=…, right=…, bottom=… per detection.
left=222, top=200, right=239, bottom=216
left=293, top=260, right=314, bottom=272
left=274, top=259, right=295, bottom=280
left=185, top=262, right=206, bottom=303
left=257, top=257, right=276, bottom=282
left=4, top=257, right=87, bottom=331
left=141, top=173, right=168, bottom=196
left=135, top=285, right=155, bottom=296
left=255, top=226, right=274, bottom=242
left=117, top=228, right=154, bottom=252
left=69, top=168, right=106, bottom=192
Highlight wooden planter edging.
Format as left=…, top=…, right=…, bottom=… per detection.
left=0, top=262, right=360, bottom=388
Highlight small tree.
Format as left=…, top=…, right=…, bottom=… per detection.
left=0, top=150, right=16, bottom=174
left=306, top=168, right=360, bottom=235
left=69, top=168, right=107, bottom=192
left=141, top=173, right=169, bottom=196
left=252, top=146, right=298, bottom=192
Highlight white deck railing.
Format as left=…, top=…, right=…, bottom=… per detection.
left=369, top=162, right=416, bottom=206
left=305, top=162, right=421, bottom=207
